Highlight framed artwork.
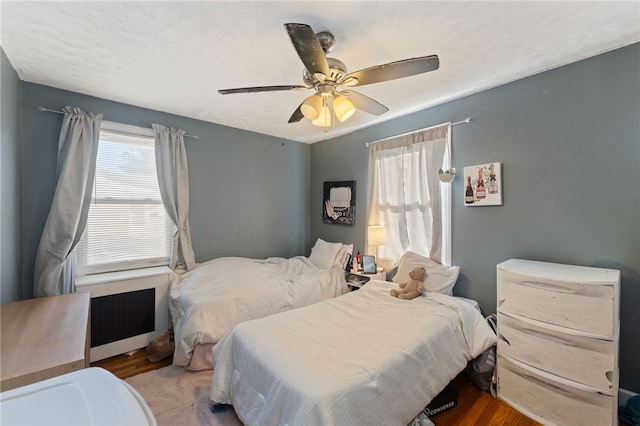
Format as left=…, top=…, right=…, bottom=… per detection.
left=323, top=180, right=356, bottom=226
left=464, top=162, right=503, bottom=206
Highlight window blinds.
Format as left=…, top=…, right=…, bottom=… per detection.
left=76, top=127, right=174, bottom=275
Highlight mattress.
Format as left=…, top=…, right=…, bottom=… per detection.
left=0, top=367, right=156, bottom=425
left=210, top=279, right=497, bottom=426
left=170, top=256, right=349, bottom=368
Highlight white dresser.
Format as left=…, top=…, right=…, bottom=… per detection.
left=496, top=259, right=620, bottom=426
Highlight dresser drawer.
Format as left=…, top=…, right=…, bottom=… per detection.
left=498, top=312, right=615, bottom=392
left=497, top=268, right=615, bottom=337
left=497, top=355, right=614, bottom=426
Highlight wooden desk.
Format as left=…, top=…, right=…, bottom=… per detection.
left=1, top=292, right=90, bottom=391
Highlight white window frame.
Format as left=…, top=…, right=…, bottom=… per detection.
left=76, top=121, right=174, bottom=276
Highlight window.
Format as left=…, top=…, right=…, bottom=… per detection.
left=76, top=121, right=174, bottom=275
left=366, top=125, right=451, bottom=265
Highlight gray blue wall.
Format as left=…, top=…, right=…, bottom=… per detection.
left=19, top=83, right=311, bottom=300
left=311, top=43, right=640, bottom=392
left=1, top=48, right=22, bottom=303
left=5, top=43, right=639, bottom=392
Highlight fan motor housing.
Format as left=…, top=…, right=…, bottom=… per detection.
left=303, top=57, right=347, bottom=86
left=316, top=31, right=335, bottom=53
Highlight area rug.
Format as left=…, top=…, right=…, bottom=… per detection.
left=126, top=365, right=434, bottom=426
left=125, top=365, right=242, bottom=426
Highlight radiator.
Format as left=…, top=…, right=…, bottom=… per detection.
left=76, top=266, right=171, bottom=362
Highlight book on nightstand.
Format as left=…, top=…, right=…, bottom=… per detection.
left=345, top=273, right=370, bottom=287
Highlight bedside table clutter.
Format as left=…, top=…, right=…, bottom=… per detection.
left=345, top=270, right=386, bottom=290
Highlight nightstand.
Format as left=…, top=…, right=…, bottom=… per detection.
left=345, top=270, right=386, bottom=290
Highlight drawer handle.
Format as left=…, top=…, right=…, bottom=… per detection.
left=521, top=281, right=575, bottom=294
left=523, top=374, right=577, bottom=398
left=521, top=328, right=576, bottom=346
left=498, top=333, right=511, bottom=346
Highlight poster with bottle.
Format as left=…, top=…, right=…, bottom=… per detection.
left=463, top=162, right=503, bottom=206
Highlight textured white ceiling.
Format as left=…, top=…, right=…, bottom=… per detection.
left=2, top=1, right=639, bottom=144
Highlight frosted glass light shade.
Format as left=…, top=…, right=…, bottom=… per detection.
left=333, top=95, right=356, bottom=122
left=300, top=94, right=323, bottom=120
left=368, top=225, right=386, bottom=246
left=312, top=105, right=332, bottom=127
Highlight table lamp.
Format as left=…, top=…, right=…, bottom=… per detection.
left=367, top=225, right=386, bottom=261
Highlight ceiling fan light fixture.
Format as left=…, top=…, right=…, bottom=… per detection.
left=333, top=95, right=356, bottom=122
left=220, top=23, right=439, bottom=131
left=300, top=94, right=323, bottom=120
left=312, top=104, right=332, bottom=128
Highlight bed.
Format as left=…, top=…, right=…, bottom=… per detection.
left=209, top=252, right=497, bottom=426
left=170, top=239, right=352, bottom=370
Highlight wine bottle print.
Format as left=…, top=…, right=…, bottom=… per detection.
left=465, top=176, right=474, bottom=204
left=464, top=163, right=503, bottom=206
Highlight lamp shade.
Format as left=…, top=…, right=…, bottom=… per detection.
left=300, top=94, right=323, bottom=120
left=367, top=225, right=386, bottom=246
left=333, top=95, right=356, bottom=122
left=312, top=104, right=332, bottom=127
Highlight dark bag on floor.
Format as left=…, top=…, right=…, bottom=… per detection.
left=145, top=329, right=174, bottom=362
left=619, top=395, right=640, bottom=425
left=465, top=313, right=498, bottom=396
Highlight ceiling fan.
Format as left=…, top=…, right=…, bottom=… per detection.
left=218, top=23, right=440, bottom=129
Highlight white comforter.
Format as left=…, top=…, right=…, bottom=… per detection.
left=210, top=279, right=497, bottom=426
left=170, top=256, right=349, bottom=367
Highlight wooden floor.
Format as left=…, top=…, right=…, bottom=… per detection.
left=91, top=348, right=173, bottom=380
left=93, top=350, right=543, bottom=425
left=431, top=374, right=541, bottom=426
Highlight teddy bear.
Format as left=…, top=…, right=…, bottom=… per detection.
left=390, top=266, right=426, bottom=300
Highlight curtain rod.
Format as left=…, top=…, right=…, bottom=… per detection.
left=365, top=117, right=471, bottom=147
left=38, top=107, right=199, bottom=139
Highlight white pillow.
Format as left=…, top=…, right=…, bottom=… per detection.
left=333, top=243, right=354, bottom=269
left=308, top=238, right=343, bottom=269
left=391, top=251, right=460, bottom=295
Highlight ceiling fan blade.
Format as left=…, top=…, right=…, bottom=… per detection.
left=218, top=85, right=308, bottom=95
left=288, top=103, right=305, bottom=123
left=340, top=55, right=439, bottom=87
left=340, top=90, right=389, bottom=116
left=284, top=23, right=329, bottom=82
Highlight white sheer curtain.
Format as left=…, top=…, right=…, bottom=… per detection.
left=152, top=124, right=196, bottom=271
left=366, top=125, right=449, bottom=266
left=34, top=107, right=103, bottom=297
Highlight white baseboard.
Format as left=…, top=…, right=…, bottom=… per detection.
left=620, top=388, right=638, bottom=406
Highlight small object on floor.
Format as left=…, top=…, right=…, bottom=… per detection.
left=210, top=404, right=232, bottom=413
left=465, top=313, right=498, bottom=395
left=619, top=395, right=640, bottom=425
left=145, top=329, right=174, bottom=362
left=423, top=385, right=458, bottom=417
